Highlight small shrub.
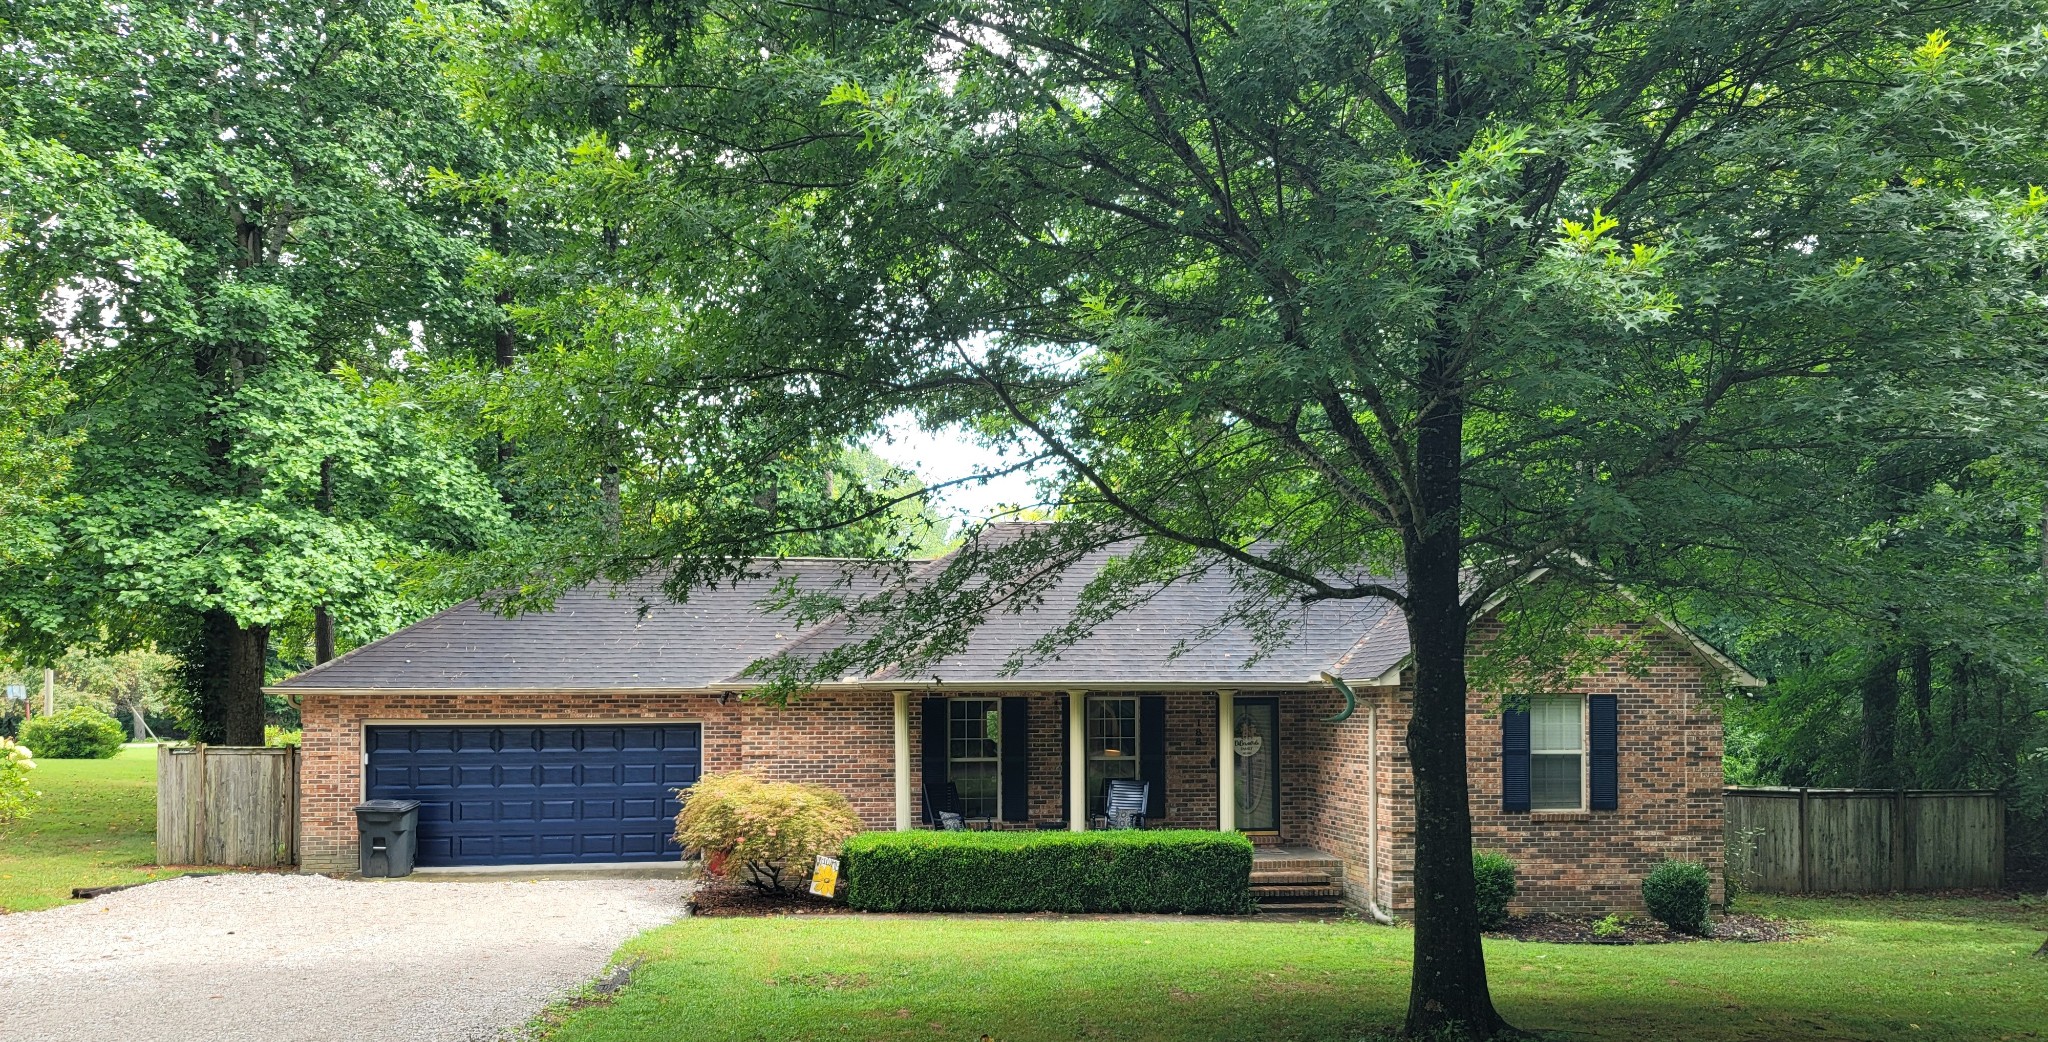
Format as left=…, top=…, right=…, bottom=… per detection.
left=19, top=706, right=126, bottom=759
left=675, top=772, right=863, bottom=892
left=1473, top=851, right=1517, bottom=929
left=1643, top=859, right=1713, bottom=935
left=1592, top=912, right=1627, bottom=938
left=0, top=737, right=38, bottom=827
left=841, top=830, right=1255, bottom=914
left=264, top=726, right=302, bottom=748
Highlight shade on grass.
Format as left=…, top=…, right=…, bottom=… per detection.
left=0, top=745, right=181, bottom=913
left=542, top=896, right=2048, bottom=1041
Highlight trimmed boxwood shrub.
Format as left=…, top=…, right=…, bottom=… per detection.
left=1642, top=859, right=1713, bottom=934
left=19, top=707, right=125, bottom=759
left=1473, top=851, right=1517, bottom=929
left=841, top=829, right=1255, bottom=914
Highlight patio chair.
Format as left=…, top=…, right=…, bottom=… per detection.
left=923, top=781, right=967, bottom=830
left=1095, top=779, right=1150, bottom=829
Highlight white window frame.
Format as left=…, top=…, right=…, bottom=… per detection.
left=1085, top=695, right=1141, bottom=817
left=947, top=698, right=1001, bottom=820
left=1528, top=695, right=1588, bottom=813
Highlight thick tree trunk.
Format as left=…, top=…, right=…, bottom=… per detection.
left=1909, top=643, right=1933, bottom=748
left=198, top=609, right=269, bottom=746
left=491, top=203, right=517, bottom=465
left=1857, top=648, right=1903, bottom=789
left=314, top=456, right=336, bottom=664
left=313, top=607, right=336, bottom=665
left=1400, top=337, right=1508, bottom=1040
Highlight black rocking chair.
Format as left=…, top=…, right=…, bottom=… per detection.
left=925, top=781, right=1001, bottom=830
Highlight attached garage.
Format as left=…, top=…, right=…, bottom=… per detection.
left=364, top=723, right=702, bottom=867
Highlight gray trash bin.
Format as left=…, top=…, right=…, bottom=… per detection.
left=354, top=799, right=421, bottom=878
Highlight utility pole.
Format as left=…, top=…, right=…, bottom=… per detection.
left=42, top=668, right=55, bottom=716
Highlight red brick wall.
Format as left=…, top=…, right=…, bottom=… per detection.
left=1293, top=619, right=1728, bottom=916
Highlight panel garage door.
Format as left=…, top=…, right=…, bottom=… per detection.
left=364, top=724, right=702, bottom=867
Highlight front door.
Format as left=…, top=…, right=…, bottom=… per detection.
left=1233, top=699, right=1281, bottom=833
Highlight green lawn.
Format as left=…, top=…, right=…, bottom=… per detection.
left=544, top=895, right=2048, bottom=1042
left=0, top=745, right=182, bottom=913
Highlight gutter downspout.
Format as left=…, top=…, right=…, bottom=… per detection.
left=1324, top=671, right=1394, bottom=925
left=1364, top=696, right=1394, bottom=924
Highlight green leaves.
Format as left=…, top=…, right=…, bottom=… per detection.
left=0, top=0, right=511, bottom=664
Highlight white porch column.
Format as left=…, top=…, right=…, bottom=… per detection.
left=1216, top=689, right=1236, bottom=833
left=893, top=690, right=912, bottom=831
left=1068, top=691, right=1087, bottom=831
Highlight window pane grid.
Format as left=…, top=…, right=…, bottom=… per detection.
left=1530, top=697, right=1582, bottom=753
left=948, top=699, right=1000, bottom=819
left=1085, top=697, right=1140, bottom=816
left=1528, top=695, right=1583, bottom=810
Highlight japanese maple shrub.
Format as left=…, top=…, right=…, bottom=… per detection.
left=675, top=772, right=862, bottom=892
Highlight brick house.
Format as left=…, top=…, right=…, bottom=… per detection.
left=270, top=537, right=1758, bottom=916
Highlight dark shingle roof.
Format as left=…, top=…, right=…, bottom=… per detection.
left=274, top=560, right=906, bottom=691
left=273, top=527, right=1761, bottom=693
left=771, top=540, right=1402, bottom=687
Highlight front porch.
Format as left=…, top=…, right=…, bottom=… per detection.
left=883, top=688, right=1358, bottom=843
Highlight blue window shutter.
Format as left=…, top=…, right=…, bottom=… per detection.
left=1501, top=708, right=1531, bottom=813
left=1139, top=696, right=1168, bottom=819
left=920, top=697, right=948, bottom=825
left=1589, top=695, right=1619, bottom=811
left=999, top=697, right=1030, bottom=822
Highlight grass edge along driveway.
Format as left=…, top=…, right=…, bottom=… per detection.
left=0, top=745, right=182, bottom=913
left=539, top=895, right=2048, bottom=1042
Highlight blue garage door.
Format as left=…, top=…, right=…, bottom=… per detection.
left=364, top=724, right=702, bottom=867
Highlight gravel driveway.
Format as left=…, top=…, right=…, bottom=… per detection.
left=0, top=873, right=691, bottom=1042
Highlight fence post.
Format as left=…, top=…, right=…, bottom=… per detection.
left=189, top=744, right=208, bottom=866
left=1796, top=787, right=1811, bottom=893
left=1891, top=787, right=1908, bottom=891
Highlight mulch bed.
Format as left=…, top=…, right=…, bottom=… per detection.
left=688, top=879, right=853, bottom=917
left=1488, top=912, right=1796, bottom=944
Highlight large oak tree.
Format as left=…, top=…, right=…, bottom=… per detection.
left=471, top=1, right=2045, bottom=1035
left=0, top=0, right=512, bottom=742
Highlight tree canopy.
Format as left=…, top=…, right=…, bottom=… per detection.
left=0, top=0, right=513, bottom=742
left=449, top=1, right=2048, bottom=1034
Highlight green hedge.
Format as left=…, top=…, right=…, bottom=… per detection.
left=841, top=829, right=1256, bottom=914
left=19, top=707, right=125, bottom=759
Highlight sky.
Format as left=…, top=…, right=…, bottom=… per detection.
left=866, top=414, right=1049, bottom=525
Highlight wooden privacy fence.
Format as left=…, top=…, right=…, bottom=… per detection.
left=157, top=745, right=299, bottom=867
left=1724, top=787, right=2003, bottom=893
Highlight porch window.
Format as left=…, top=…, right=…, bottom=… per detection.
left=1529, top=695, right=1584, bottom=811
left=948, top=698, right=1001, bottom=819
left=1085, top=696, right=1140, bottom=816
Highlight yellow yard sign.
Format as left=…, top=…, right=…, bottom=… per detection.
left=809, top=855, right=840, bottom=899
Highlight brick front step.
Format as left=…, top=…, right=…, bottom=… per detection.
left=1251, top=858, right=1345, bottom=875
left=1251, top=884, right=1344, bottom=899
left=1256, top=900, right=1349, bottom=916
left=1250, top=870, right=1334, bottom=886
